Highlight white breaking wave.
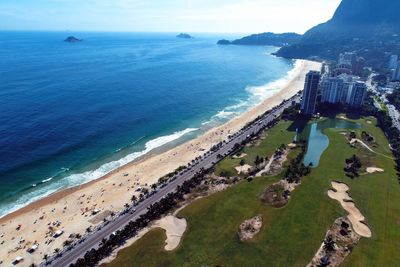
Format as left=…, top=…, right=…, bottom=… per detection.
left=214, top=110, right=236, bottom=119
left=246, top=59, right=302, bottom=102
left=41, top=177, right=53, bottom=183
left=203, top=59, right=302, bottom=126
left=66, top=127, right=198, bottom=185
left=0, top=127, right=198, bottom=218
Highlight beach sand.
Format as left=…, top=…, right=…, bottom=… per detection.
left=0, top=59, right=321, bottom=266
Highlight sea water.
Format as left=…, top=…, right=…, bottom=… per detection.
left=0, top=31, right=297, bottom=217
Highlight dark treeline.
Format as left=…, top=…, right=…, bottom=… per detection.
left=344, top=155, right=362, bottom=178
left=284, top=141, right=311, bottom=183
left=387, top=88, right=400, bottom=111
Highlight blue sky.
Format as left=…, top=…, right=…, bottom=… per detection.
left=0, top=0, right=341, bottom=33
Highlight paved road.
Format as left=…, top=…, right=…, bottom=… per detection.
left=381, top=95, right=400, bottom=130
left=47, top=95, right=300, bottom=267
left=371, top=83, right=400, bottom=131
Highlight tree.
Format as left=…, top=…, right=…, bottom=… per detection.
left=240, top=159, right=245, bottom=173
left=151, top=184, right=157, bottom=190
left=254, top=155, right=263, bottom=167
left=131, top=195, right=137, bottom=203
left=323, top=236, right=335, bottom=252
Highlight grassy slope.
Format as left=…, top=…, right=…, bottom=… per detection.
left=215, top=121, right=296, bottom=177
left=106, top=117, right=400, bottom=267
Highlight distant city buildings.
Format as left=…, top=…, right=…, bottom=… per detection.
left=339, top=52, right=357, bottom=66
left=301, top=71, right=321, bottom=115
left=334, top=52, right=365, bottom=76
left=393, top=64, right=400, bottom=81
left=348, top=81, right=367, bottom=108
left=388, top=54, right=400, bottom=81
left=389, top=54, right=398, bottom=69
left=352, top=57, right=365, bottom=76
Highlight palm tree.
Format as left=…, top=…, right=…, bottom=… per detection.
left=131, top=195, right=137, bottom=203
left=323, top=236, right=335, bottom=252
left=240, top=159, right=245, bottom=173
left=151, top=184, right=157, bottom=190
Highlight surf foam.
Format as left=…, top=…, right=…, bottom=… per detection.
left=0, top=128, right=198, bottom=218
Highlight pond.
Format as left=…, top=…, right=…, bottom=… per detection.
left=298, top=119, right=361, bottom=167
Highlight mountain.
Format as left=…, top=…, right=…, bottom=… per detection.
left=275, top=0, right=400, bottom=68
left=217, top=32, right=302, bottom=46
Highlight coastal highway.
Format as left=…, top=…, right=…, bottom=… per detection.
left=48, top=95, right=300, bottom=267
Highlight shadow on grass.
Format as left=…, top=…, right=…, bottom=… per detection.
left=286, top=116, right=311, bottom=132
left=316, top=103, right=363, bottom=120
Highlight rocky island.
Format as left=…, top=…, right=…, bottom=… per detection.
left=217, top=39, right=231, bottom=45
left=176, top=33, right=192, bottom=39
left=64, top=36, right=83, bottom=43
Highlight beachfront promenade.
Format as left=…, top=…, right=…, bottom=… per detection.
left=47, top=94, right=301, bottom=267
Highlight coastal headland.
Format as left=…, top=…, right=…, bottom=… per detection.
left=0, top=60, right=321, bottom=266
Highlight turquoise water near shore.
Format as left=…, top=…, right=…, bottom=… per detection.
left=0, top=31, right=297, bottom=217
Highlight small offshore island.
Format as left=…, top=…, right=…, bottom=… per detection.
left=176, top=33, right=193, bottom=39
left=64, top=36, right=83, bottom=43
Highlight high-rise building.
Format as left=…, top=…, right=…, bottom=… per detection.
left=352, top=57, right=365, bottom=76
left=389, top=55, right=399, bottom=69
left=337, top=52, right=364, bottom=76
left=347, top=81, right=367, bottom=108
left=321, top=77, right=344, bottom=104
left=301, top=71, right=321, bottom=115
left=392, top=63, right=400, bottom=81
left=332, top=63, right=352, bottom=76
left=336, top=74, right=356, bottom=104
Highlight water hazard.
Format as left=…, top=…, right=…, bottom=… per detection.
left=298, top=119, right=361, bottom=167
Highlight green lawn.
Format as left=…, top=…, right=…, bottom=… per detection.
left=215, top=121, right=296, bottom=177
left=106, top=116, right=400, bottom=267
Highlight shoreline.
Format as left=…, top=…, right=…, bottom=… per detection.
left=0, top=59, right=321, bottom=266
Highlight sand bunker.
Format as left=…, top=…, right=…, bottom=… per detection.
left=366, top=167, right=384, bottom=174
left=154, top=215, right=187, bottom=251
left=327, top=182, right=372, bottom=238
left=238, top=215, right=262, bottom=241
left=287, top=143, right=297, bottom=148
left=232, top=153, right=247, bottom=159
left=235, top=164, right=252, bottom=174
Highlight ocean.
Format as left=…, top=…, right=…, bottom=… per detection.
left=0, top=31, right=295, bottom=217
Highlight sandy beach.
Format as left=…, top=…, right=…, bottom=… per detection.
left=0, top=59, right=321, bottom=266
